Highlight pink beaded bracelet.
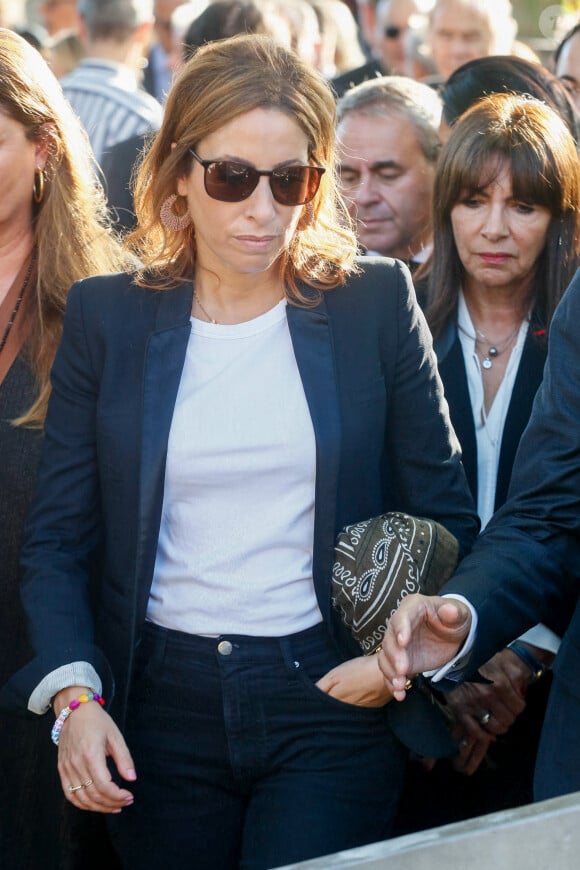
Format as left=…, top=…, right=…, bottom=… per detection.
left=51, top=691, right=106, bottom=746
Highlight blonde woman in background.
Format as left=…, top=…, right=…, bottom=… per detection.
left=0, top=28, right=124, bottom=870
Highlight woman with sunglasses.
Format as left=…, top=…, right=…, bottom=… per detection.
left=7, top=34, right=477, bottom=869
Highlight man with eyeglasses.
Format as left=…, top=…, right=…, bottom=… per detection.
left=374, top=0, right=420, bottom=74
left=334, top=0, right=434, bottom=98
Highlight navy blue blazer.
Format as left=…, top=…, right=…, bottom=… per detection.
left=8, top=258, right=477, bottom=724
left=442, top=270, right=580, bottom=798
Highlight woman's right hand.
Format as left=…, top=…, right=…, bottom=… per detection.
left=316, top=655, right=393, bottom=707
left=53, top=686, right=137, bottom=813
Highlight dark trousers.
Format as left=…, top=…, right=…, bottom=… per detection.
left=108, top=621, right=406, bottom=869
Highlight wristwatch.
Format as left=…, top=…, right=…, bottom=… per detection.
left=507, top=640, right=548, bottom=682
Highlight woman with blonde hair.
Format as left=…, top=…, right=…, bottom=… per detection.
left=0, top=26, right=124, bottom=870
left=8, top=34, right=476, bottom=868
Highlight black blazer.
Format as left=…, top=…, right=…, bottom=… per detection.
left=435, top=320, right=547, bottom=511
left=8, top=258, right=478, bottom=724
left=442, top=269, right=580, bottom=797
left=436, top=316, right=574, bottom=640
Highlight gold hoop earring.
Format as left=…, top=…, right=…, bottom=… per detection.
left=160, top=194, right=192, bottom=231
left=33, top=168, right=45, bottom=204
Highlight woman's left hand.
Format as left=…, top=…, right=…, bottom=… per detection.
left=447, top=647, right=529, bottom=739
left=443, top=646, right=533, bottom=775
left=316, top=655, right=393, bottom=707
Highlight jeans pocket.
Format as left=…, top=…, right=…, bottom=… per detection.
left=290, top=649, right=385, bottom=719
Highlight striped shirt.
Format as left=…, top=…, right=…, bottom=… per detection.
left=61, top=58, right=163, bottom=164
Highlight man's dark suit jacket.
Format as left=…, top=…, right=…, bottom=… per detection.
left=443, top=269, right=580, bottom=799
left=7, top=258, right=477, bottom=726
left=101, top=132, right=149, bottom=234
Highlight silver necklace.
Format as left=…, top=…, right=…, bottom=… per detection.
left=474, top=324, right=521, bottom=369
left=458, top=322, right=522, bottom=370
left=193, top=290, right=218, bottom=324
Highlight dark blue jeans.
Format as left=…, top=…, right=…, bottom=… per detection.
left=107, top=622, right=406, bottom=869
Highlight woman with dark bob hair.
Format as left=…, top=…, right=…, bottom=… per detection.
left=406, top=92, right=580, bottom=827
left=427, top=94, right=580, bottom=341
left=5, top=34, right=477, bottom=869
left=438, top=54, right=578, bottom=144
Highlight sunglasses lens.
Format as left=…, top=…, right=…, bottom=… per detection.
left=204, top=161, right=258, bottom=202
left=271, top=166, right=323, bottom=205
left=199, top=156, right=324, bottom=205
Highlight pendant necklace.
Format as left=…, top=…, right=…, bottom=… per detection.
left=0, top=260, right=34, bottom=355
left=193, top=290, right=218, bottom=324
left=458, top=321, right=523, bottom=370
left=474, top=323, right=521, bottom=369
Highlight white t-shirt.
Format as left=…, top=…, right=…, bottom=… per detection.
left=147, top=299, right=323, bottom=637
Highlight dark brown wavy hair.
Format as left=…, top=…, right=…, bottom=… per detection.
left=424, top=93, right=580, bottom=339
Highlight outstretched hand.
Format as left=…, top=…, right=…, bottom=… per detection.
left=377, top=594, right=472, bottom=700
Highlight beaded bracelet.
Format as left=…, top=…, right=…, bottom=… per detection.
left=51, top=691, right=106, bottom=746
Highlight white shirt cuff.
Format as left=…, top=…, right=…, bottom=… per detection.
left=517, top=623, right=560, bottom=655
left=28, top=662, right=102, bottom=715
left=425, top=594, right=478, bottom=683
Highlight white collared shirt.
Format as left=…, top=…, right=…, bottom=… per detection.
left=456, top=291, right=529, bottom=529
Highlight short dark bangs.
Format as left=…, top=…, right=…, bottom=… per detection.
left=451, top=143, right=559, bottom=213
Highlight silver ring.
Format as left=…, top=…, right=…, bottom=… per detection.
left=84, top=779, right=93, bottom=788
left=68, top=783, right=84, bottom=793
left=479, top=711, right=492, bottom=726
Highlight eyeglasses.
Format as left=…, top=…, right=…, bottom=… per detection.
left=384, top=26, right=403, bottom=39
left=189, top=148, right=325, bottom=205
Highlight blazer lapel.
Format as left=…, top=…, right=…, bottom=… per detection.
left=438, top=325, right=547, bottom=511
left=437, top=333, right=478, bottom=503
left=495, top=330, right=546, bottom=509
left=287, top=298, right=341, bottom=621
left=135, top=282, right=193, bottom=619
